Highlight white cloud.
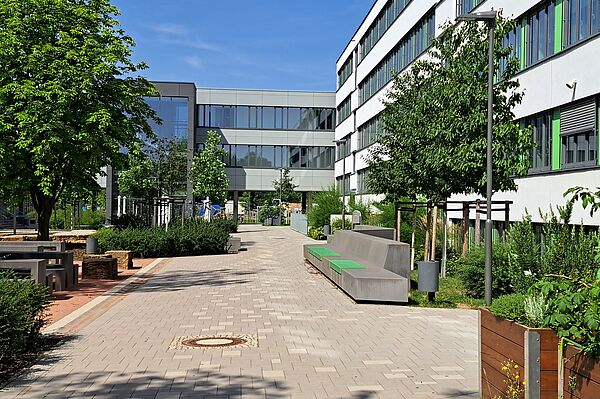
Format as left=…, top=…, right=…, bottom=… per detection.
left=183, top=56, right=204, bottom=69
left=149, top=23, right=187, bottom=36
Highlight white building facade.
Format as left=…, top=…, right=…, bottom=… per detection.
left=336, top=0, right=600, bottom=225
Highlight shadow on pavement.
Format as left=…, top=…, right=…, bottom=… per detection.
left=438, top=388, right=480, bottom=398
left=8, top=369, right=291, bottom=398
left=110, top=268, right=263, bottom=295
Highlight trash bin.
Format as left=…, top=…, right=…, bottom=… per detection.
left=417, top=260, right=440, bottom=293
left=86, top=236, right=98, bottom=254
left=323, top=224, right=331, bottom=235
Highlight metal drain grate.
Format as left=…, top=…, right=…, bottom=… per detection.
left=169, top=334, right=258, bottom=350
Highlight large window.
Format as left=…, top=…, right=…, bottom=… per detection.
left=527, top=1, right=556, bottom=66
left=145, top=96, right=189, bottom=140
left=562, top=131, right=598, bottom=167
left=360, top=0, right=413, bottom=61
left=196, top=143, right=334, bottom=170
left=336, top=174, right=351, bottom=195
left=358, top=116, right=384, bottom=149
left=458, top=0, right=487, bottom=16
left=525, top=112, right=553, bottom=172
left=338, top=56, right=353, bottom=88
left=336, top=138, right=351, bottom=161
left=359, top=11, right=435, bottom=105
left=198, top=105, right=335, bottom=131
left=565, top=0, right=600, bottom=46
left=337, top=96, right=352, bottom=124
left=357, top=169, right=371, bottom=194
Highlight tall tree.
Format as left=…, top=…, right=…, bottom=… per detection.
left=118, top=151, right=156, bottom=200
left=273, top=168, right=300, bottom=203
left=0, top=0, right=158, bottom=239
left=367, top=18, right=533, bottom=203
left=153, top=138, right=188, bottom=197
left=190, top=131, right=229, bottom=205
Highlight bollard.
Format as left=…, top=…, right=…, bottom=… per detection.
left=86, top=236, right=98, bottom=254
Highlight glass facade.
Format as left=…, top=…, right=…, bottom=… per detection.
left=357, top=169, right=371, bottom=194
left=527, top=1, right=556, bottom=66
left=360, top=0, right=413, bottom=60
left=338, top=56, right=353, bottom=88
left=336, top=139, right=351, bottom=161
left=337, top=96, right=352, bottom=124
left=565, top=0, right=600, bottom=47
left=359, top=11, right=435, bottom=105
left=500, top=25, right=522, bottom=76
left=525, top=112, right=553, bottom=171
left=198, top=105, right=335, bottom=131
left=145, top=96, right=189, bottom=140
left=196, top=144, right=334, bottom=170
left=358, top=116, right=384, bottom=150
left=458, top=0, right=487, bottom=16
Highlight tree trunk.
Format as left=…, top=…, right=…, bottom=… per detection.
left=31, top=189, right=56, bottom=241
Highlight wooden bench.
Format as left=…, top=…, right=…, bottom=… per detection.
left=303, top=230, right=410, bottom=303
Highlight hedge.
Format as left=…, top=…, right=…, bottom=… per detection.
left=0, top=272, right=48, bottom=363
left=94, top=219, right=231, bottom=258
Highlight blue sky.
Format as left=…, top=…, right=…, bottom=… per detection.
left=113, top=0, right=373, bottom=92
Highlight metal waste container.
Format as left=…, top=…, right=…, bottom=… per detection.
left=323, top=224, right=331, bottom=235
left=418, top=260, right=440, bottom=293
left=86, top=236, right=98, bottom=254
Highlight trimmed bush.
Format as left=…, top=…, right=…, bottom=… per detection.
left=0, top=272, right=49, bottom=362
left=455, top=243, right=513, bottom=298
left=489, top=293, right=527, bottom=325
left=211, top=218, right=238, bottom=234
left=95, top=219, right=230, bottom=258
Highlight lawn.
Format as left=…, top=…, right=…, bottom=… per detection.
left=409, top=270, right=485, bottom=309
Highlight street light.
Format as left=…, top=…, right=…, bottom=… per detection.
left=334, top=138, right=348, bottom=230
left=457, top=9, right=498, bottom=306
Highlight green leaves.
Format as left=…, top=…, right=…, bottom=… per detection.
left=190, top=131, right=229, bottom=205
left=0, top=0, right=158, bottom=238
left=368, top=17, right=533, bottom=202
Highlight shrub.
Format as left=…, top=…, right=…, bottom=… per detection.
left=331, top=217, right=352, bottom=233
left=0, top=272, right=49, bottom=362
left=80, top=209, right=105, bottom=229
left=95, top=219, right=230, bottom=258
left=534, top=276, right=600, bottom=357
left=258, top=206, right=282, bottom=223
left=455, top=243, right=513, bottom=298
left=211, top=218, right=238, bottom=233
left=489, top=293, right=527, bottom=325
left=507, top=216, right=540, bottom=293
left=307, top=187, right=343, bottom=229
left=111, top=213, right=147, bottom=229
left=308, top=226, right=325, bottom=240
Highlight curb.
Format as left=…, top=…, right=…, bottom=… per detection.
left=44, top=258, right=164, bottom=334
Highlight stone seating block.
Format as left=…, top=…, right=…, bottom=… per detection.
left=82, top=255, right=118, bottom=279
left=105, top=250, right=133, bottom=270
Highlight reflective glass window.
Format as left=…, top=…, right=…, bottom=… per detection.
left=261, top=146, right=274, bottom=167
left=288, top=108, right=301, bottom=129
left=289, top=146, right=300, bottom=168
left=236, top=145, right=249, bottom=167
left=236, top=106, right=249, bottom=128
left=262, top=107, right=275, bottom=129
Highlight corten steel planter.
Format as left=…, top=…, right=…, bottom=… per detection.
left=563, top=345, right=600, bottom=399
left=480, top=308, right=559, bottom=399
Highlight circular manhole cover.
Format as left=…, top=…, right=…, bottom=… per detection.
left=181, top=336, right=247, bottom=348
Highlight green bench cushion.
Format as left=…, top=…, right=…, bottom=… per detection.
left=329, top=259, right=365, bottom=274
left=308, top=246, right=341, bottom=261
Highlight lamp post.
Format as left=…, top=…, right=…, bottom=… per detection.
left=457, top=10, right=498, bottom=306
left=334, top=138, right=348, bottom=230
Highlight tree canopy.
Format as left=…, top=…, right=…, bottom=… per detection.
left=190, top=131, right=229, bottom=205
left=0, top=0, right=158, bottom=239
left=273, top=168, right=300, bottom=203
left=367, top=18, right=534, bottom=203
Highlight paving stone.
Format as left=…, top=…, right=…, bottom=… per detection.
left=2, top=225, right=479, bottom=399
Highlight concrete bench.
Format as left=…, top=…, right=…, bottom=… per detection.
left=0, top=248, right=77, bottom=290
left=0, top=241, right=65, bottom=252
left=303, top=230, right=410, bottom=303
left=0, top=259, right=53, bottom=293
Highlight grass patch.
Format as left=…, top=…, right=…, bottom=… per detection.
left=409, top=270, right=485, bottom=309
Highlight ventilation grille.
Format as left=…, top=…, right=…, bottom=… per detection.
left=561, top=98, right=597, bottom=135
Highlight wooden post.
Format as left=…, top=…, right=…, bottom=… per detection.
left=462, top=202, right=469, bottom=256
left=441, top=204, right=448, bottom=278
left=410, top=204, right=417, bottom=270
left=431, top=206, right=438, bottom=260
left=424, top=203, right=431, bottom=261
left=474, top=200, right=481, bottom=245
left=504, top=202, right=510, bottom=241
left=396, top=207, right=402, bottom=242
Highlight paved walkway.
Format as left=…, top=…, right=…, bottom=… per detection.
left=2, top=226, right=479, bottom=399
